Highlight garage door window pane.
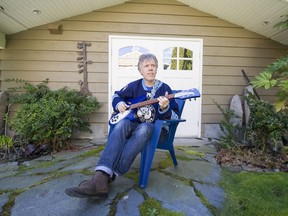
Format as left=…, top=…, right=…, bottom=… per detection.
left=163, top=47, right=193, bottom=70
left=118, top=46, right=149, bottom=69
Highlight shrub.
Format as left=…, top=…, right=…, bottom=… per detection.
left=6, top=79, right=101, bottom=152
left=251, top=54, right=288, bottom=111
left=213, top=99, right=243, bottom=148
left=245, top=94, right=288, bottom=152
left=251, top=16, right=288, bottom=112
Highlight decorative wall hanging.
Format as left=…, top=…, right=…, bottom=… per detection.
left=77, top=41, right=92, bottom=96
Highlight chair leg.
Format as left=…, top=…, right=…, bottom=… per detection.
left=169, top=148, right=178, bottom=166
left=139, top=145, right=147, bottom=185
left=139, top=121, right=164, bottom=189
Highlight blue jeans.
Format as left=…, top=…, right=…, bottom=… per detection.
left=96, top=119, right=154, bottom=176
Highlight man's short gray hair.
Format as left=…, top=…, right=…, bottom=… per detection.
left=137, top=53, right=158, bottom=71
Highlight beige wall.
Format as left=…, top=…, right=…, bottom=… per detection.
left=0, top=0, right=287, bottom=138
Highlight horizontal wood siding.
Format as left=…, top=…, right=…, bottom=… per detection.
left=1, top=0, right=287, bottom=138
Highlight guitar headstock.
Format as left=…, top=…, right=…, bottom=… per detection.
left=173, top=88, right=201, bottom=100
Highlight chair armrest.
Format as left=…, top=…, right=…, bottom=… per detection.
left=155, top=118, right=186, bottom=126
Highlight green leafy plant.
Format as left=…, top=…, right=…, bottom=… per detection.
left=146, top=208, right=158, bottom=216
left=273, top=13, right=288, bottom=30
left=0, top=135, right=14, bottom=160
left=0, top=135, right=13, bottom=150
left=6, top=79, right=101, bottom=152
left=213, top=99, right=243, bottom=148
left=251, top=55, right=288, bottom=111
left=245, top=94, right=288, bottom=153
left=251, top=16, right=288, bottom=111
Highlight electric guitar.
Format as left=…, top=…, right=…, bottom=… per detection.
left=109, top=88, right=200, bottom=126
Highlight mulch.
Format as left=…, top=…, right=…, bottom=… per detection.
left=215, top=146, right=288, bottom=172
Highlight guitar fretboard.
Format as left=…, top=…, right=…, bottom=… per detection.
left=129, top=94, right=175, bottom=109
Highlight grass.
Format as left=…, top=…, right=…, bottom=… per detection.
left=219, top=171, right=288, bottom=216
left=139, top=197, right=184, bottom=216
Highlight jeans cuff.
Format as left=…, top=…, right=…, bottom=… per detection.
left=95, top=166, right=113, bottom=177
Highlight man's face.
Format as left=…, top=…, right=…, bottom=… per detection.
left=139, top=59, right=157, bottom=83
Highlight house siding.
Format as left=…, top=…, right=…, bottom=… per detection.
left=0, top=0, right=287, bottom=138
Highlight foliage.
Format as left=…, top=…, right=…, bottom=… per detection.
left=273, top=13, right=288, bottom=30
left=213, top=99, right=243, bottom=148
left=170, top=48, right=192, bottom=70
left=0, top=135, right=13, bottom=150
left=0, top=135, right=17, bottom=161
left=219, top=171, right=288, bottom=216
left=251, top=15, right=288, bottom=112
left=245, top=94, right=288, bottom=152
left=251, top=54, right=288, bottom=111
left=6, top=79, right=101, bottom=152
left=215, top=15, right=288, bottom=154
left=139, top=197, right=184, bottom=216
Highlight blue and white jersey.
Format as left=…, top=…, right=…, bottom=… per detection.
left=112, top=79, right=179, bottom=123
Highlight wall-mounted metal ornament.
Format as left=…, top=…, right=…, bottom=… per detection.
left=77, top=41, right=92, bottom=96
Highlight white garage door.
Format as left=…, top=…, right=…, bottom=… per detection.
left=109, top=35, right=202, bottom=137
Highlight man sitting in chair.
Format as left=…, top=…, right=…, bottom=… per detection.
left=65, top=53, right=179, bottom=199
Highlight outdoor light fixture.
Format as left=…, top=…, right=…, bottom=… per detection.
left=48, top=24, right=63, bottom=34
left=33, top=9, right=41, bottom=15
left=262, top=20, right=270, bottom=25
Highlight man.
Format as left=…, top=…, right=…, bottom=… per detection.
left=65, top=53, right=179, bottom=199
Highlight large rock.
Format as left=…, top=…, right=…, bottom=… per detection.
left=229, top=95, right=243, bottom=127
left=204, top=124, right=224, bottom=140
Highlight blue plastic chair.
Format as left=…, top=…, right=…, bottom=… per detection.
left=108, top=89, right=200, bottom=188
left=138, top=97, right=186, bottom=188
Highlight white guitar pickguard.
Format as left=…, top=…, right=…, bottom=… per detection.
left=109, top=110, right=131, bottom=125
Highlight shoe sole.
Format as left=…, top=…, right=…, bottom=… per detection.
left=65, top=188, right=108, bottom=199
left=79, top=179, right=113, bottom=187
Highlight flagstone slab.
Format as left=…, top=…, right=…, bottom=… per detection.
left=0, top=170, right=18, bottom=179
left=0, top=138, right=225, bottom=216
left=0, top=174, right=50, bottom=190
left=116, top=189, right=144, bottom=216
left=165, top=159, right=221, bottom=184
left=61, top=156, right=100, bottom=171
left=194, top=182, right=226, bottom=209
left=0, top=192, right=10, bottom=212
left=11, top=173, right=135, bottom=216
left=145, top=171, right=212, bottom=216
left=0, top=162, right=18, bottom=172
left=23, top=157, right=81, bottom=175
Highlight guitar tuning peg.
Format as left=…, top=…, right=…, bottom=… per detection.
left=77, top=56, right=83, bottom=61
left=78, top=63, right=84, bottom=68
left=77, top=42, right=84, bottom=46
left=85, top=42, right=91, bottom=46
left=77, top=45, right=83, bottom=49
left=78, top=69, right=84, bottom=73
left=87, top=60, right=92, bottom=64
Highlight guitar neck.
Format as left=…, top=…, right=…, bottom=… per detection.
left=129, top=94, right=175, bottom=109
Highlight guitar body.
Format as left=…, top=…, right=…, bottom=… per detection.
left=109, top=88, right=200, bottom=126
left=109, top=110, right=137, bottom=125
left=109, top=95, right=147, bottom=126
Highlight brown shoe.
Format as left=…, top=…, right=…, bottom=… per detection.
left=65, top=171, right=109, bottom=199
left=78, top=173, right=116, bottom=186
